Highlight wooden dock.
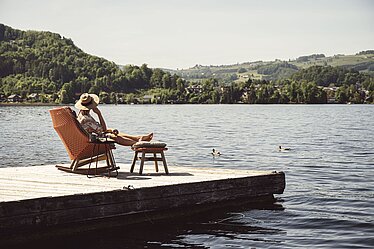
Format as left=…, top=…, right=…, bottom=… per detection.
left=0, top=164, right=285, bottom=244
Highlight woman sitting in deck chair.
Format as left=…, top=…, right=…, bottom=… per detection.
left=75, top=93, right=153, bottom=146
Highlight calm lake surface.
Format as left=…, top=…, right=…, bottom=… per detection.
left=1, top=104, right=373, bottom=248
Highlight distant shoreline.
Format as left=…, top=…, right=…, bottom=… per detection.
left=0, top=102, right=64, bottom=107
left=0, top=102, right=372, bottom=107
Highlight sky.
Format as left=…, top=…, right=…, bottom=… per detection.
left=0, top=0, right=373, bottom=69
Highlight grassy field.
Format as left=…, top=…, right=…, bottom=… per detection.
left=166, top=52, right=374, bottom=83
left=290, top=54, right=374, bottom=69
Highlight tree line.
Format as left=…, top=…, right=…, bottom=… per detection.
left=0, top=24, right=373, bottom=104
left=0, top=24, right=187, bottom=103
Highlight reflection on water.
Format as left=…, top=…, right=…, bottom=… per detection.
left=1, top=104, right=374, bottom=248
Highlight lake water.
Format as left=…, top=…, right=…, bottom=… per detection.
left=1, top=104, right=373, bottom=248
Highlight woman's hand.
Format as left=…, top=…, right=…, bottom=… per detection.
left=105, top=128, right=119, bottom=135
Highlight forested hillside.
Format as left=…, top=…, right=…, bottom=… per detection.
left=0, top=24, right=186, bottom=103
left=0, top=24, right=373, bottom=104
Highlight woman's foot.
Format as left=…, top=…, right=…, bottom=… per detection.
left=139, top=133, right=153, bottom=142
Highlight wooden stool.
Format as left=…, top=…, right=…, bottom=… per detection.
left=130, top=147, right=169, bottom=175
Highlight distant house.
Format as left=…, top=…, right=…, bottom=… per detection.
left=220, top=86, right=231, bottom=93
left=323, top=87, right=338, bottom=103
left=142, top=95, right=153, bottom=104
left=186, top=85, right=203, bottom=94
left=27, top=93, right=39, bottom=102
left=7, top=94, right=22, bottom=102
left=365, top=93, right=373, bottom=103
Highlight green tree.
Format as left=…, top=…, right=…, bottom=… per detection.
left=60, top=82, right=74, bottom=103
left=60, top=89, right=69, bottom=104
left=150, top=68, right=163, bottom=88
left=335, top=86, right=349, bottom=103
left=162, top=73, right=171, bottom=89
left=99, top=91, right=110, bottom=104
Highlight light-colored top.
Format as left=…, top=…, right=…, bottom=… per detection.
left=77, top=111, right=103, bottom=134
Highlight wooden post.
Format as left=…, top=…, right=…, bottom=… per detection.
left=139, top=151, right=146, bottom=174
left=130, top=151, right=138, bottom=173
left=154, top=153, right=159, bottom=172
left=161, top=151, right=169, bottom=174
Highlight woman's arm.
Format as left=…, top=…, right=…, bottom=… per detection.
left=92, top=107, right=107, bottom=131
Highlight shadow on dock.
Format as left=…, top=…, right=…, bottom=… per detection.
left=116, top=172, right=194, bottom=180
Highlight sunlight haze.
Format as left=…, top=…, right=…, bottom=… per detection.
left=1, top=0, right=373, bottom=69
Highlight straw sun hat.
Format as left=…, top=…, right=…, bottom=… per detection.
left=75, top=93, right=100, bottom=110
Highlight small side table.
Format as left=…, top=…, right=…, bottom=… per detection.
left=130, top=147, right=169, bottom=175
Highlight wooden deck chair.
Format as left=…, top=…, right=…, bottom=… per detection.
left=49, top=106, right=119, bottom=175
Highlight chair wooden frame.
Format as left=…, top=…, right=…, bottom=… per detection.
left=49, top=107, right=119, bottom=176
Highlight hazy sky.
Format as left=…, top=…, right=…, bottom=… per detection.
left=1, top=0, right=373, bottom=69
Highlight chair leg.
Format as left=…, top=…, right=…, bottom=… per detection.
left=107, top=149, right=117, bottom=172
left=130, top=151, right=138, bottom=173
left=70, top=159, right=77, bottom=170
left=107, top=150, right=113, bottom=167
left=154, top=153, right=159, bottom=172
left=104, top=145, right=118, bottom=177
left=139, top=151, right=146, bottom=175
left=105, top=145, right=111, bottom=167
left=85, top=143, right=97, bottom=174
left=104, top=145, right=114, bottom=167
left=161, top=151, right=169, bottom=174
left=94, top=144, right=100, bottom=176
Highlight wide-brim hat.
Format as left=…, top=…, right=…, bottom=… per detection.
left=75, top=93, right=99, bottom=110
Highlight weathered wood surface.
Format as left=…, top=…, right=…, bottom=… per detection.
left=0, top=164, right=285, bottom=241
left=0, top=164, right=283, bottom=202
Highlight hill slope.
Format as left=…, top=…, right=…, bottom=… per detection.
left=0, top=24, right=185, bottom=103
left=0, top=24, right=373, bottom=105
left=166, top=52, right=374, bottom=83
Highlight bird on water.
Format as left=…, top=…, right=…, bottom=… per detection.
left=279, top=145, right=291, bottom=151
left=211, top=148, right=221, bottom=156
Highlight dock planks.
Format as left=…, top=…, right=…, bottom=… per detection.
left=0, top=164, right=285, bottom=243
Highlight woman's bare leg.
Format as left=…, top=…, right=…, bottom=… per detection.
left=118, top=132, right=153, bottom=142
left=106, top=128, right=153, bottom=142
left=113, top=136, right=138, bottom=146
